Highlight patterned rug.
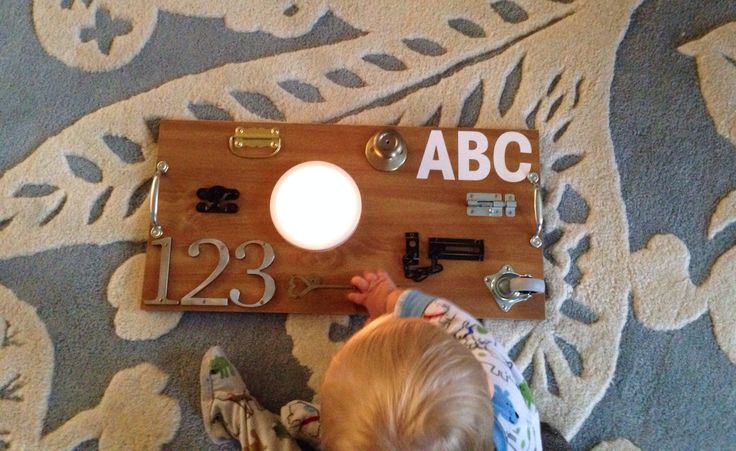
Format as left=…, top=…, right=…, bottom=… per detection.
left=1, top=1, right=735, bottom=449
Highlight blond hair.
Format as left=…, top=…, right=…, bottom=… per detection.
left=320, top=317, right=494, bottom=451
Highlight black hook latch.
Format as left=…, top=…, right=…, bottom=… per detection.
left=402, top=233, right=484, bottom=282
left=402, top=232, right=443, bottom=282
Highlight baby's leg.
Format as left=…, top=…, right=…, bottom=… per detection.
left=200, top=346, right=299, bottom=451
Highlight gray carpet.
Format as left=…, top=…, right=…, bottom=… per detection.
left=1, top=1, right=735, bottom=449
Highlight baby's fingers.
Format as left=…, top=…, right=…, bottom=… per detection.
left=350, top=275, right=370, bottom=292
left=363, top=271, right=378, bottom=284
left=346, top=291, right=367, bottom=305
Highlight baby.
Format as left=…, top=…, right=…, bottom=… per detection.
left=200, top=270, right=542, bottom=451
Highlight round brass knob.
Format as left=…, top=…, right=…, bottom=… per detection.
left=365, top=129, right=408, bottom=172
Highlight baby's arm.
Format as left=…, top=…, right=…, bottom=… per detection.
left=346, top=270, right=513, bottom=390
left=346, top=270, right=500, bottom=351
left=347, top=271, right=508, bottom=368
left=395, top=290, right=502, bottom=352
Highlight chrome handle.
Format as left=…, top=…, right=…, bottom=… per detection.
left=149, top=161, right=169, bottom=238
left=528, top=172, right=543, bottom=248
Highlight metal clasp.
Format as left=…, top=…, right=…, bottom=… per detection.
left=467, top=193, right=517, bottom=217
left=484, top=264, right=545, bottom=312
left=229, top=127, right=281, bottom=158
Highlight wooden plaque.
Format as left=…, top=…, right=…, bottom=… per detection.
left=141, top=119, right=545, bottom=319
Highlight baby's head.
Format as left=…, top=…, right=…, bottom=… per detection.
left=320, top=316, right=494, bottom=451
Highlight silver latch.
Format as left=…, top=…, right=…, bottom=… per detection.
left=466, top=193, right=517, bottom=217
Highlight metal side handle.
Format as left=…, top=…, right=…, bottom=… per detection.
left=528, top=172, right=543, bottom=248
left=149, top=161, right=169, bottom=238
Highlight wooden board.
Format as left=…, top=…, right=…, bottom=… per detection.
left=141, top=119, right=545, bottom=319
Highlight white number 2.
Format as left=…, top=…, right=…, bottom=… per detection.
left=181, top=239, right=230, bottom=306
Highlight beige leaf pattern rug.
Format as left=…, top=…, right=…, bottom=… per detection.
left=1, top=1, right=734, bottom=449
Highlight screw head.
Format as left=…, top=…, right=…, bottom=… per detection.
left=527, top=172, right=539, bottom=184
left=156, top=161, right=169, bottom=173
left=530, top=236, right=542, bottom=248
left=151, top=225, right=163, bottom=239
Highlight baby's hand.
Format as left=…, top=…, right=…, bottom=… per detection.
left=347, top=270, right=402, bottom=320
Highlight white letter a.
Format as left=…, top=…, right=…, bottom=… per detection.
left=417, top=130, right=455, bottom=180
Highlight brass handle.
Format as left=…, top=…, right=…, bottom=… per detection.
left=229, top=127, right=281, bottom=158
left=149, top=161, right=168, bottom=238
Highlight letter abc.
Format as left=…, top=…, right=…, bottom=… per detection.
left=416, top=130, right=532, bottom=183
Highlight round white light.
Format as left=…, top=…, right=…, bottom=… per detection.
left=270, top=161, right=362, bottom=251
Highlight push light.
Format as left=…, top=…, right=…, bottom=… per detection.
left=270, top=161, right=362, bottom=251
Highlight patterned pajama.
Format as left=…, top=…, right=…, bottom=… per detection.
left=396, top=290, right=542, bottom=451
left=200, top=347, right=320, bottom=450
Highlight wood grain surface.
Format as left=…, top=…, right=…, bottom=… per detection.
left=140, top=119, right=545, bottom=319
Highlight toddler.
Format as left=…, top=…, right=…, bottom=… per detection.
left=200, top=270, right=542, bottom=450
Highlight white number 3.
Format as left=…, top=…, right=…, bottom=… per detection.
left=229, top=240, right=276, bottom=307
